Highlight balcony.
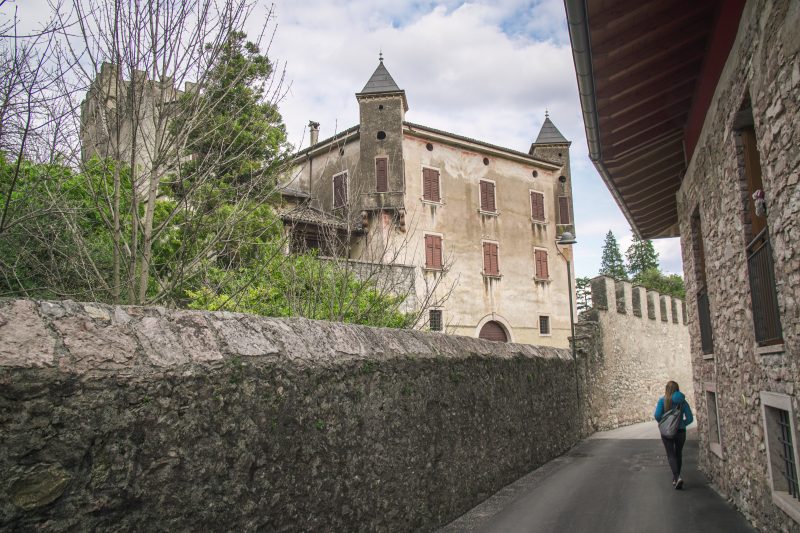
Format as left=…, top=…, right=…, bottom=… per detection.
left=747, top=229, right=783, bottom=346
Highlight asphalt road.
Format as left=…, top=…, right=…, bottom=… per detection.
left=440, top=422, right=756, bottom=533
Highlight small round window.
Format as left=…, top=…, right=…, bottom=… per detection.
left=532, top=170, right=538, bottom=178
left=483, top=157, right=490, bottom=166
left=377, top=131, right=386, bottom=140
left=426, top=143, right=433, bottom=151
left=378, top=104, right=384, bottom=110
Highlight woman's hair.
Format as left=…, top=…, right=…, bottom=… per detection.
left=664, top=381, right=680, bottom=411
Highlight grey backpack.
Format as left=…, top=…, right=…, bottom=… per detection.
left=658, top=403, right=682, bottom=438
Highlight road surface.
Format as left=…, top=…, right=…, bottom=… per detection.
left=440, top=422, right=755, bottom=533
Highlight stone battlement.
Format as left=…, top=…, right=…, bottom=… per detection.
left=589, top=275, right=687, bottom=326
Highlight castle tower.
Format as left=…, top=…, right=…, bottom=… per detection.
left=355, top=55, right=408, bottom=213
left=530, top=113, right=575, bottom=238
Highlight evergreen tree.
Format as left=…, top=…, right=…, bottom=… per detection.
left=626, top=233, right=660, bottom=281
left=599, top=230, right=628, bottom=279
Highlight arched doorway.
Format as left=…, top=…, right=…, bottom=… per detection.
left=478, top=321, right=508, bottom=342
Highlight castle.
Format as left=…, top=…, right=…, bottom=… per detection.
left=282, top=58, right=576, bottom=347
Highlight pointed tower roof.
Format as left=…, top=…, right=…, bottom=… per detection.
left=533, top=113, right=570, bottom=145
left=356, top=54, right=408, bottom=111
left=361, top=60, right=401, bottom=93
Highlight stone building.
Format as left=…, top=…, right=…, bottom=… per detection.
left=283, top=59, right=576, bottom=347
left=566, top=0, right=800, bottom=529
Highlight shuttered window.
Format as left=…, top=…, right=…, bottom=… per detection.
left=483, top=242, right=499, bottom=276
left=423, top=168, right=440, bottom=202
left=534, top=249, right=549, bottom=279
left=376, top=158, right=388, bottom=192
left=558, top=196, right=571, bottom=224
left=424, top=235, right=443, bottom=270
left=333, top=172, right=347, bottom=208
left=479, top=180, right=496, bottom=212
left=531, top=191, right=545, bottom=221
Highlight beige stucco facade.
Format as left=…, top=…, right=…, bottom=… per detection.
left=285, top=61, right=576, bottom=348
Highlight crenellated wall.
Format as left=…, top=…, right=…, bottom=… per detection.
left=577, top=276, right=693, bottom=430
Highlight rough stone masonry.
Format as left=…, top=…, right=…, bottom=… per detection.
left=0, top=299, right=583, bottom=531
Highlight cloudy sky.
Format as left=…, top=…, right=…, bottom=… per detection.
left=4, top=0, right=683, bottom=278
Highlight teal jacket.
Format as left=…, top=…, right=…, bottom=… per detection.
left=654, top=390, right=694, bottom=430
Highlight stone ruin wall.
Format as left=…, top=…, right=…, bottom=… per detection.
left=0, top=299, right=583, bottom=532
left=577, top=276, right=693, bottom=431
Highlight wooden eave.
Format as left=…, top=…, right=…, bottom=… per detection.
left=565, top=0, right=746, bottom=238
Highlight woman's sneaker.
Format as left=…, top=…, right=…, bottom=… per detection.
left=675, top=478, right=684, bottom=490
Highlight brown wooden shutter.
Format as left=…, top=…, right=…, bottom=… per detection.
left=333, top=173, right=347, bottom=208
left=480, top=181, right=495, bottom=212
left=558, top=196, right=571, bottom=224
left=531, top=192, right=545, bottom=221
left=376, top=158, right=388, bottom=192
left=425, top=235, right=442, bottom=269
left=483, top=242, right=499, bottom=275
left=433, top=235, right=442, bottom=269
left=423, top=168, right=440, bottom=202
left=535, top=249, right=549, bottom=279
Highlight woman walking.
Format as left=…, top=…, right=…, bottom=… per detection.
left=654, top=380, right=694, bottom=489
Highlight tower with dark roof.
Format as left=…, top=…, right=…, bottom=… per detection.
left=355, top=57, right=407, bottom=215
left=529, top=113, right=574, bottom=238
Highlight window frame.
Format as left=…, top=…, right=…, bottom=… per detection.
left=481, top=240, right=500, bottom=278
left=761, top=391, right=800, bottom=523
left=704, top=382, right=723, bottom=458
left=332, top=170, right=348, bottom=209
left=428, top=308, right=443, bottom=332
left=376, top=157, right=389, bottom=193
left=538, top=315, right=551, bottom=336
left=533, top=247, right=550, bottom=281
left=421, top=165, right=442, bottom=204
left=558, top=195, right=571, bottom=225
left=423, top=232, right=444, bottom=271
left=530, top=189, right=546, bottom=223
left=478, top=179, right=497, bottom=214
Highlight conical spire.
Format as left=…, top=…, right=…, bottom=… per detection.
left=360, top=57, right=402, bottom=94
left=533, top=114, right=569, bottom=145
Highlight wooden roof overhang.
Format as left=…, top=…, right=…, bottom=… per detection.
left=564, top=0, right=746, bottom=238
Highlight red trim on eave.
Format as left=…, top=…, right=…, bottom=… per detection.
left=684, top=0, right=746, bottom=162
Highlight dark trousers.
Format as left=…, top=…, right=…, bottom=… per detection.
left=661, top=429, right=687, bottom=481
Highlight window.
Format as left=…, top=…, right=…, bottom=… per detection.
left=558, top=196, right=571, bottom=224
left=482, top=242, right=499, bottom=277
left=429, top=309, right=442, bottom=332
left=705, top=384, right=722, bottom=458
left=692, top=210, right=714, bottom=355
left=761, top=391, right=800, bottom=522
left=422, top=167, right=440, bottom=202
left=333, top=171, right=347, bottom=208
left=479, top=180, right=496, bottom=213
left=530, top=191, right=545, bottom=222
left=534, top=249, right=549, bottom=280
left=539, top=316, right=550, bottom=335
left=735, top=97, right=782, bottom=347
left=424, top=234, right=442, bottom=270
left=376, top=158, right=388, bottom=192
